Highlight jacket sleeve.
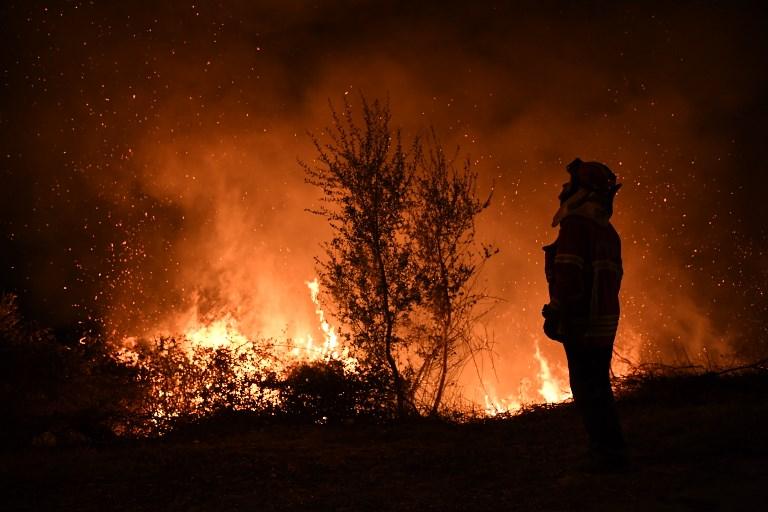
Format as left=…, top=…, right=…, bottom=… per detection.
left=550, top=218, right=589, bottom=313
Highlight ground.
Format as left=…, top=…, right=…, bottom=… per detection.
left=3, top=372, right=767, bottom=511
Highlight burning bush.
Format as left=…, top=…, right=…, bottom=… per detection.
left=111, top=321, right=388, bottom=433
left=0, top=292, right=389, bottom=441
left=116, top=335, right=284, bottom=435
left=279, top=360, right=392, bottom=423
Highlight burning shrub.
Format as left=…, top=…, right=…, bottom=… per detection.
left=279, top=360, right=392, bottom=423
left=0, top=287, right=558, bottom=441
left=116, top=336, right=285, bottom=435
left=115, top=334, right=394, bottom=433
left=108, top=278, right=367, bottom=434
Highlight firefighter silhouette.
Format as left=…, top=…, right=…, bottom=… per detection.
left=542, top=158, right=627, bottom=470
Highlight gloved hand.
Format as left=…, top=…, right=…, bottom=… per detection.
left=542, top=303, right=564, bottom=342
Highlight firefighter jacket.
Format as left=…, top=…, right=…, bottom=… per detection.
left=543, top=205, right=623, bottom=347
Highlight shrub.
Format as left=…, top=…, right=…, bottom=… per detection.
left=279, top=360, right=393, bottom=423
left=0, top=293, right=137, bottom=446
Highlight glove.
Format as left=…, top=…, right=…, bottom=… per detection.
left=542, top=303, right=564, bottom=342
left=542, top=303, right=590, bottom=342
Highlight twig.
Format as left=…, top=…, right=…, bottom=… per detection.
left=713, top=358, right=768, bottom=376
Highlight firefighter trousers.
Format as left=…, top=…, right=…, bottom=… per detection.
left=564, top=343, right=625, bottom=459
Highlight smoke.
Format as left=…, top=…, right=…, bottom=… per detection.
left=2, top=1, right=767, bottom=402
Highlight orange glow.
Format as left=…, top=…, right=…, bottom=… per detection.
left=534, top=341, right=572, bottom=403
left=5, top=1, right=760, bottom=432
left=113, top=278, right=358, bottom=428
left=115, top=273, right=577, bottom=424
left=482, top=340, right=572, bottom=417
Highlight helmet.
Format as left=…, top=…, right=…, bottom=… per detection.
left=567, top=158, right=617, bottom=191
left=559, top=158, right=622, bottom=210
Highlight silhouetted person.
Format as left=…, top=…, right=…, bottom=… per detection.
left=542, top=158, right=626, bottom=471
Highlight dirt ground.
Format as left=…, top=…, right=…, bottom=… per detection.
left=3, top=372, right=767, bottom=511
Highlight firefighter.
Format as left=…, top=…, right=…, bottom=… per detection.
left=542, top=158, right=627, bottom=471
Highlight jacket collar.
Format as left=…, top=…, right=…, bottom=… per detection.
left=551, top=189, right=612, bottom=227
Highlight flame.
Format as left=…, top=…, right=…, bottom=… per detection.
left=303, top=278, right=343, bottom=362
left=114, top=277, right=581, bottom=427
left=482, top=340, right=571, bottom=417
left=483, top=394, right=522, bottom=416
left=533, top=340, right=572, bottom=403
left=184, top=314, right=250, bottom=350
left=113, top=278, right=358, bottom=431
left=142, top=278, right=355, bottom=369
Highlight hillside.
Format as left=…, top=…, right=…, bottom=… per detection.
left=3, top=371, right=767, bottom=511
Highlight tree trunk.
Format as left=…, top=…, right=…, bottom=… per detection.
left=430, top=253, right=451, bottom=416
left=384, top=309, right=406, bottom=417
left=430, top=318, right=450, bottom=416
left=372, top=233, right=407, bottom=418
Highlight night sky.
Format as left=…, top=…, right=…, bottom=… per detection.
left=2, top=1, right=767, bottom=398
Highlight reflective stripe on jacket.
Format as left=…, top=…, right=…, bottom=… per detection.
left=544, top=215, right=622, bottom=347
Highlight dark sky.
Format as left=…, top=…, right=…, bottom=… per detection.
left=1, top=1, right=767, bottom=394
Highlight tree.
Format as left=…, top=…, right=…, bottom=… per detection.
left=303, top=98, right=496, bottom=418
left=303, top=98, right=419, bottom=417
left=408, top=132, right=496, bottom=415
